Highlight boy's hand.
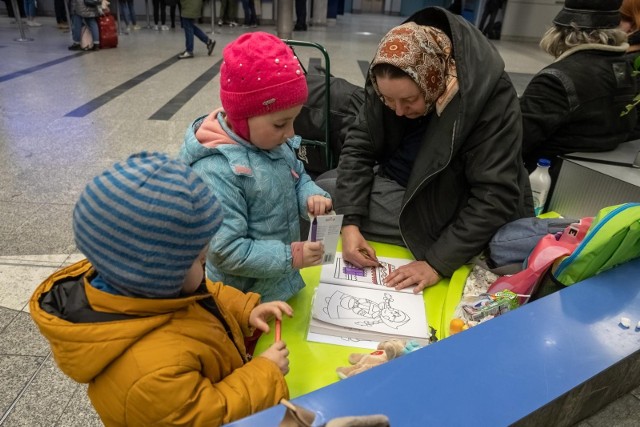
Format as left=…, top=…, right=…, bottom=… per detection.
left=249, top=301, right=293, bottom=333
left=258, top=341, right=290, bottom=375
left=302, top=241, right=324, bottom=268
left=307, top=195, right=332, bottom=216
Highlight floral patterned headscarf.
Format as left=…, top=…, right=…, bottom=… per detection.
left=370, top=22, right=458, bottom=116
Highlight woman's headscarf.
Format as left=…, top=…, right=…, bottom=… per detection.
left=370, top=22, right=458, bottom=116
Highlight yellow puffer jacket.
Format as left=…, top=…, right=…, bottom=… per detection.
left=30, top=260, right=288, bottom=426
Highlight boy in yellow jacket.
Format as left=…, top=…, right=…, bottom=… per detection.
left=30, top=151, right=292, bottom=426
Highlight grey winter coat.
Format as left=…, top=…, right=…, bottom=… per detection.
left=70, top=0, right=101, bottom=18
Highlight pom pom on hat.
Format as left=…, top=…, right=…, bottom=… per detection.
left=73, top=152, right=223, bottom=298
left=553, top=0, right=623, bottom=29
left=220, top=32, right=308, bottom=141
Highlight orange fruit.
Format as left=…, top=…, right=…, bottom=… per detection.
left=449, top=318, right=466, bottom=335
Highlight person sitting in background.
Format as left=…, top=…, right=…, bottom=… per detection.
left=520, top=0, right=637, bottom=177
left=30, top=152, right=291, bottom=427
left=619, top=0, right=640, bottom=140
left=316, top=7, right=533, bottom=293
left=180, top=32, right=332, bottom=304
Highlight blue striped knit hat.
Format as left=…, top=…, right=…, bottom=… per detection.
left=73, top=152, right=223, bottom=298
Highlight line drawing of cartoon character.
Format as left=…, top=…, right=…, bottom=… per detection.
left=323, top=291, right=410, bottom=330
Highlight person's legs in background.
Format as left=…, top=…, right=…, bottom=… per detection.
left=23, top=0, right=41, bottom=26
left=69, top=13, right=84, bottom=49
left=179, top=17, right=195, bottom=57
left=127, top=0, right=140, bottom=29
left=119, top=0, right=131, bottom=33
left=152, top=0, right=161, bottom=29
left=241, top=0, right=257, bottom=27
left=294, top=0, right=306, bottom=31
left=86, top=17, right=100, bottom=50
left=54, top=0, right=69, bottom=30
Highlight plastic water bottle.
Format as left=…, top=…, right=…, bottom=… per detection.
left=529, top=158, right=552, bottom=216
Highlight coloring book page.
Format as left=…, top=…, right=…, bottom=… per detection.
left=319, top=252, right=419, bottom=294
left=311, top=282, right=429, bottom=339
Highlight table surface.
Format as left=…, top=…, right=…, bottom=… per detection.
left=226, top=258, right=640, bottom=426
left=251, top=241, right=471, bottom=399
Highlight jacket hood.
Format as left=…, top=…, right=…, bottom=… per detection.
left=403, top=7, right=506, bottom=133
left=29, top=260, right=210, bottom=383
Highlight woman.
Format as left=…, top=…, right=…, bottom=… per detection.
left=317, top=7, right=533, bottom=293
left=520, top=0, right=637, bottom=174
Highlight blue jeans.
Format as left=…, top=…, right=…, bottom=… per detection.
left=241, top=0, right=256, bottom=25
left=119, top=0, right=137, bottom=26
left=24, top=0, right=36, bottom=18
left=71, top=14, right=99, bottom=45
left=181, top=17, right=208, bottom=53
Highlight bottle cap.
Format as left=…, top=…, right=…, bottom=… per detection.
left=537, top=158, right=551, bottom=167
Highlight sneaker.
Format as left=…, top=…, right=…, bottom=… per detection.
left=217, top=19, right=223, bottom=26
left=84, top=44, right=100, bottom=51
left=132, top=24, right=141, bottom=30
left=26, top=20, right=42, bottom=27
left=206, top=39, right=216, bottom=56
left=160, top=25, right=170, bottom=30
left=228, top=21, right=238, bottom=27
left=68, top=43, right=82, bottom=51
left=177, top=51, right=194, bottom=59
left=153, top=24, right=160, bottom=30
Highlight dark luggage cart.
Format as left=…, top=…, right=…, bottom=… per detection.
left=284, top=40, right=333, bottom=177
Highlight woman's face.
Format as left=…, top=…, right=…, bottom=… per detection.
left=376, top=75, right=426, bottom=119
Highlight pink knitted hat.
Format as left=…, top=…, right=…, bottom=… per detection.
left=220, top=32, right=308, bottom=141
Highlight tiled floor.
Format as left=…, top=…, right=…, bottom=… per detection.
left=1, top=10, right=639, bottom=426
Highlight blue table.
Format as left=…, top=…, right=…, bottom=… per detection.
left=225, top=258, right=640, bottom=426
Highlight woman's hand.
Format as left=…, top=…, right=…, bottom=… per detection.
left=384, top=261, right=441, bottom=293
left=341, top=225, right=380, bottom=268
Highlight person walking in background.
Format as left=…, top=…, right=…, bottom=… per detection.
left=179, top=32, right=332, bottom=304
left=30, top=152, right=292, bottom=427
left=23, top=0, right=42, bottom=26
left=520, top=0, right=636, bottom=178
left=241, top=0, right=257, bottom=27
left=218, top=0, right=238, bottom=26
left=294, top=0, right=307, bottom=30
left=152, top=0, right=169, bottom=30
left=119, top=0, right=140, bottom=33
left=178, top=0, right=215, bottom=58
left=68, top=0, right=101, bottom=51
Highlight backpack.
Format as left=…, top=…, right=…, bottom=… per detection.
left=488, top=203, right=640, bottom=303
left=550, top=202, right=640, bottom=286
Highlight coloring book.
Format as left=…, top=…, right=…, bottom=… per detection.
left=307, top=253, right=430, bottom=348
